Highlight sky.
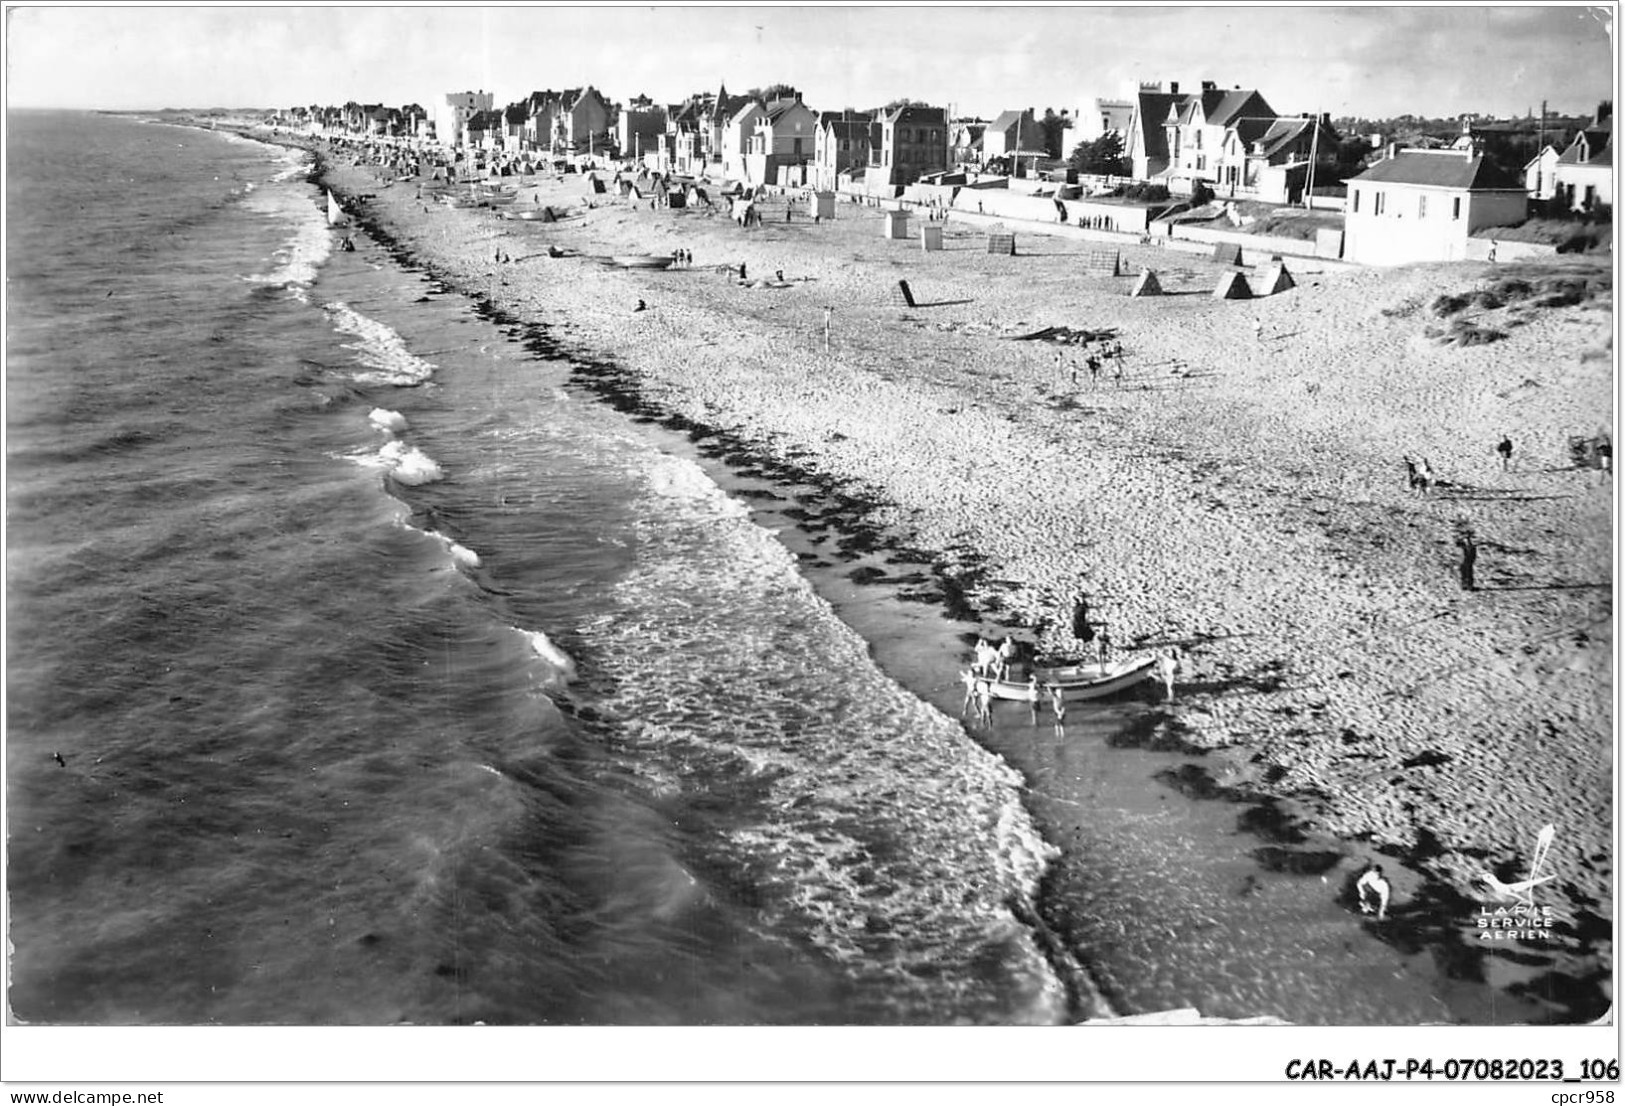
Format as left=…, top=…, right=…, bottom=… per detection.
left=4, top=4, right=1617, bottom=122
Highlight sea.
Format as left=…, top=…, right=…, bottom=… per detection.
left=5, top=111, right=1064, bottom=1026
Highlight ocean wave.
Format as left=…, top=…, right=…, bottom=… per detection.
left=347, top=439, right=446, bottom=485
left=426, top=530, right=482, bottom=568
left=369, top=408, right=409, bottom=434
left=324, top=301, right=437, bottom=386
left=378, top=439, right=444, bottom=485
left=519, top=628, right=578, bottom=682
left=271, top=150, right=313, bottom=183
left=571, top=450, right=1065, bottom=1021
left=243, top=186, right=332, bottom=287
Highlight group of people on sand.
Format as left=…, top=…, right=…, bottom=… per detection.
left=1055, top=340, right=1125, bottom=389
left=959, top=622, right=1181, bottom=731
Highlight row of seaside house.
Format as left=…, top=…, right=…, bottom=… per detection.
left=277, top=80, right=1611, bottom=267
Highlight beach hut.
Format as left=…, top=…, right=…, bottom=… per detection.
left=883, top=210, right=910, bottom=239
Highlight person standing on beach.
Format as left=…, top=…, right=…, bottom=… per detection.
left=974, top=679, right=995, bottom=727
left=1497, top=435, right=1513, bottom=471
left=997, top=635, right=1019, bottom=679
left=1457, top=529, right=1479, bottom=591
left=959, top=669, right=980, bottom=720
left=1355, top=864, right=1391, bottom=921
left=1025, top=675, right=1041, bottom=725
left=1156, top=650, right=1179, bottom=701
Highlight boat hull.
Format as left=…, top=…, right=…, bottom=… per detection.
left=971, top=654, right=1159, bottom=703
left=612, top=255, right=675, bottom=270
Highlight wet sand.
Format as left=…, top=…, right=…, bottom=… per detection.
left=310, top=137, right=1611, bottom=1022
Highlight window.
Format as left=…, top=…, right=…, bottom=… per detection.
left=1452, top=196, right=1461, bottom=219
left=1352, top=189, right=1360, bottom=213
left=1418, top=194, right=1427, bottom=218
left=1374, top=191, right=1385, bottom=216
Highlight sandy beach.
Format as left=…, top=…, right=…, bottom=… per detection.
left=315, top=141, right=1612, bottom=1020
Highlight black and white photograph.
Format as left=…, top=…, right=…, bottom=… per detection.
left=4, top=3, right=1617, bottom=1098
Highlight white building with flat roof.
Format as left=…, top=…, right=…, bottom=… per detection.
left=433, top=90, right=494, bottom=148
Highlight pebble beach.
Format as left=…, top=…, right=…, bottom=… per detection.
left=317, top=142, right=1612, bottom=1020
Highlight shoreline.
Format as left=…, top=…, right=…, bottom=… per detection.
left=295, top=130, right=1609, bottom=1022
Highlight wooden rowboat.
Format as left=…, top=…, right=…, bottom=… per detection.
left=611, top=254, right=675, bottom=270
left=967, top=653, right=1159, bottom=704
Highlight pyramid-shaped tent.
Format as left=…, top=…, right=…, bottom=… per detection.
left=1254, top=262, right=1295, bottom=295
left=1129, top=269, right=1164, bottom=297
left=1213, top=270, right=1253, bottom=300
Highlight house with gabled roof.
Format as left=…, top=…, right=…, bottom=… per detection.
left=552, top=87, right=611, bottom=155
left=867, top=104, right=949, bottom=193
left=1160, top=82, right=1275, bottom=193
left=1553, top=106, right=1612, bottom=212
left=665, top=94, right=711, bottom=173
left=465, top=109, right=504, bottom=153
left=1220, top=113, right=1339, bottom=202
left=434, top=90, right=494, bottom=148
left=1343, top=148, right=1527, bottom=265
left=708, top=84, right=756, bottom=170
left=982, top=109, right=1039, bottom=163
left=1524, top=144, right=1560, bottom=201
left=742, top=94, right=818, bottom=185
left=502, top=102, right=530, bottom=149
left=722, top=98, right=767, bottom=182
left=813, top=110, right=874, bottom=190
left=1124, top=81, right=1188, bottom=181
left=949, top=120, right=986, bottom=168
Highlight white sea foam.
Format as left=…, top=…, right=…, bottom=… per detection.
left=520, top=629, right=577, bottom=681
left=377, top=439, right=445, bottom=485
left=243, top=187, right=332, bottom=288
left=369, top=408, right=409, bottom=434
left=324, top=301, right=437, bottom=386
left=426, top=530, right=481, bottom=568
left=270, top=150, right=313, bottom=183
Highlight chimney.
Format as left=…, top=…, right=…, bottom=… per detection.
left=1201, top=80, right=1216, bottom=92
left=1169, top=81, right=1179, bottom=95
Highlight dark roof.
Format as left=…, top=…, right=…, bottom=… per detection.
left=765, top=98, right=809, bottom=123
left=989, top=109, right=1030, bottom=135
left=1233, top=116, right=1330, bottom=160
left=821, top=118, right=873, bottom=142
left=1558, top=127, right=1612, bottom=166
left=1133, top=92, right=1183, bottom=160
left=884, top=104, right=947, bottom=127
left=714, top=92, right=754, bottom=120
left=504, top=103, right=529, bottom=125
left=1206, top=88, right=1272, bottom=126
left=467, top=110, right=503, bottom=131
left=1351, top=150, right=1523, bottom=189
